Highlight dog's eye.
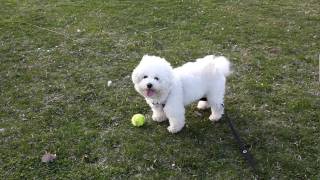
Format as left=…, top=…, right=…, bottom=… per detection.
left=143, top=75, right=148, bottom=79
left=154, top=77, right=159, bottom=81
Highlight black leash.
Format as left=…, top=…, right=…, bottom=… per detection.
left=222, top=105, right=259, bottom=175
left=199, top=98, right=258, bottom=174
left=174, top=97, right=259, bottom=174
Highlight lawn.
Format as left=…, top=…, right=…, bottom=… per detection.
left=0, top=0, right=319, bottom=179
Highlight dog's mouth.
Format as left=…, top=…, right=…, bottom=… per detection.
left=146, top=89, right=156, bottom=97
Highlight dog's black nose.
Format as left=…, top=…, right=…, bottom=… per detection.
left=147, top=83, right=153, bottom=89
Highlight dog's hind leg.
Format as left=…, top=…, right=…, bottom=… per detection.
left=207, top=86, right=225, bottom=122
left=197, top=100, right=210, bottom=110
left=209, top=104, right=224, bottom=122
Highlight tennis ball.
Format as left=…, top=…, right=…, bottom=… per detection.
left=131, top=114, right=145, bottom=127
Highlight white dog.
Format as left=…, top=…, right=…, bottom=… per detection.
left=132, top=55, right=231, bottom=133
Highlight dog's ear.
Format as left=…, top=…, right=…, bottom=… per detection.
left=132, top=56, right=148, bottom=84
left=160, top=66, right=174, bottom=90
left=131, top=66, right=140, bottom=84
left=140, top=54, right=151, bottom=64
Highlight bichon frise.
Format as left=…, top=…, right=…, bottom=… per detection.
left=132, top=55, right=231, bottom=133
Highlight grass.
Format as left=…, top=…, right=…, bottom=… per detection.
left=0, top=0, right=319, bottom=179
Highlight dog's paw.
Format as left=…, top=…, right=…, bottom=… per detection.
left=167, top=125, right=183, bottom=133
left=152, top=114, right=167, bottom=122
left=197, top=101, right=209, bottom=110
left=209, top=113, right=222, bottom=122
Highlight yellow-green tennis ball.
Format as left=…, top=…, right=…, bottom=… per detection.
left=131, top=114, right=145, bottom=127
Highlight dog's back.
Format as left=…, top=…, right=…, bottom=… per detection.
left=174, top=55, right=230, bottom=78
left=173, top=55, right=231, bottom=105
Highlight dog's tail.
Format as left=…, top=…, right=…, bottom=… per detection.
left=212, top=56, right=231, bottom=77
left=199, top=55, right=231, bottom=77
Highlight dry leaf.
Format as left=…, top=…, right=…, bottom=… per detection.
left=41, top=152, right=57, bottom=163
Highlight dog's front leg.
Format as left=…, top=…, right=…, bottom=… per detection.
left=163, top=104, right=185, bottom=133
left=150, top=104, right=167, bottom=122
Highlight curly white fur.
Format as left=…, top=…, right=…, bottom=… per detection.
left=132, top=55, right=231, bottom=133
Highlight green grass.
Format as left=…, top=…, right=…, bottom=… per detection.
left=1, top=0, right=319, bottom=179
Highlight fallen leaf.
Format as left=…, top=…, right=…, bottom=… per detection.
left=41, top=152, right=57, bottom=163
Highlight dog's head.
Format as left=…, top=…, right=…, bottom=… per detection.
left=132, top=55, right=173, bottom=101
